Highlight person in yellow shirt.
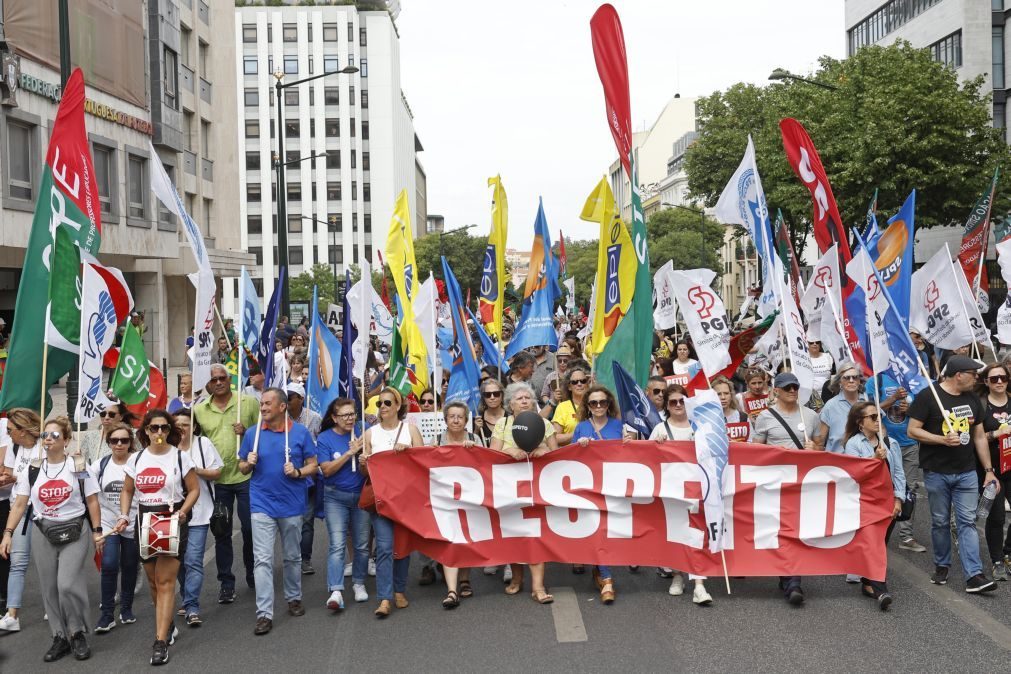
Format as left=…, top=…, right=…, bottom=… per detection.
left=551, top=365, right=591, bottom=446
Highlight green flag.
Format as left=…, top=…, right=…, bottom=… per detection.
left=386, top=316, right=413, bottom=397
left=110, top=323, right=150, bottom=405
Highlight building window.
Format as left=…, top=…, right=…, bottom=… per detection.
left=250, top=246, right=263, bottom=266
left=361, top=121, right=369, bottom=140
left=348, top=21, right=354, bottom=41
left=284, top=89, right=299, bottom=106
left=244, top=88, right=258, bottom=106
left=328, top=152, right=341, bottom=169
left=362, top=151, right=370, bottom=170
left=6, top=119, right=35, bottom=201
left=243, top=56, right=257, bottom=75
left=242, top=24, right=256, bottom=42
left=360, top=59, right=367, bottom=77
left=288, top=183, right=301, bottom=202
left=328, top=246, right=342, bottom=265
left=350, top=152, right=357, bottom=169
left=286, top=150, right=299, bottom=165
left=245, top=120, right=260, bottom=138
left=351, top=181, right=357, bottom=199
left=283, top=24, right=297, bottom=42
left=247, top=183, right=261, bottom=203
left=308, top=56, right=314, bottom=75
left=326, top=119, right=340, bottom=137
left=307, top=23, right=313, bottom=43
left=309, top=88, right=315, bottom=106
left=363, top=182, right=370, bottom=202
left=288, top=214, right=302, bottom=233
left=286, top=120, right=300, bottom=138
left=246, top=152, right=260, bottom=171
left=996, top=102, right=1007, bottom=142
left=248, top=216, right=262, bottom=234
left=995, top=26, right=1006, bottom=88
left=324, top=87, right=339, bottom=105
left=92, top=144, right=115, bottom=215
left=364, top=214, right=371, bottom=233
left=847, top=0, right=944, bottom=55
left=349, top=85, right=355, bottom=104
left=127, top=154, right=147, bottom=220
left=929, top=30, right=962, bottom=69
left=350, top=118, right=356, bottom=137
left=360, top=27, right=367, bottom=46
left=327, top=182, right=341, bottom=200
left=323, top=23, right=338, bottom=41
left=290, top=248, right=304, bottom=266
left=164, top=48, right=179, bottom=110
left=284, top=56, right=298, bottom=75
left=324, top=56, right=340, bottom=74
left=361, top=89, right=368, bottom=108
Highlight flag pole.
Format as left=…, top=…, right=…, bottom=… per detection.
left=214, top=304, right=233, bottom=350
left=948, top=244, right=996, bottom=361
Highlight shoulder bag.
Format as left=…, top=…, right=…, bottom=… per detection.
left=196, top=437, right=232, bottom=538
left=765, top=407, right=806, bottom=450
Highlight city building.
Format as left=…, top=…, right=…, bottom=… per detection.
left=426, top=213, right=445, bottom=235
left=0, top=0, right=250, bottom=369
left=234, top=0, right=425, bottom=305
left=505, top=248, right=531, bottom=289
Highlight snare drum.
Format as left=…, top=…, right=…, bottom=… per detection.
left=139, top=512, right=180, bottom=560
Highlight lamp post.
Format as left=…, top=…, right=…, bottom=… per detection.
left=662, top=202, right=707, bottom=266
left=768, top=67, right=839, bottom=91
left=301, top=215, right=340, bottom=296
left=438, top=223, right=478, bottom=257
left=273, top=65, right=358, bottom=318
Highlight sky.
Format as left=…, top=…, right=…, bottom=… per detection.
left=397, top=0, right=846, bottom=249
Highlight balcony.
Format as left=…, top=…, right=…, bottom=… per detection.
left=199, top=78, right=212, bottom=105
left=183, top=150, right=197, bottom=176
left=201, top=157, right=213, bottom=182
left=181, top=65, right=194, bottom=93
left=197, top=0, right=209, bottom=25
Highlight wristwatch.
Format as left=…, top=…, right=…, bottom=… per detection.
left=986, top=467, right=996, bottom=473
left=93, top=526, right=103, bottom=534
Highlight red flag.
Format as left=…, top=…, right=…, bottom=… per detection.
left=590, top=4, right=633, bottom=179
left=687, top=315, right=776, bottom=393
left=376, top=250, right=391, bottom=310
left=956, top=169, right=999, bottom=311
left=558, top=230, right=568, bottom=278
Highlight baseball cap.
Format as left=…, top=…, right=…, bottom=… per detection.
left=943, top=355, right=984, bottom=377
left=774, top=372, right=800, bottom=389
left=285, top=382, right=306, bottom=399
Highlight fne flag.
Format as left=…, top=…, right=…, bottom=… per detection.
left=307, top=285, right=343, bottom=416
left=468, top=307, right=509, bottom=375
left=505, top=200, right=562, bottom=358
left=686, top=389, right=730, bottom=553
left=442, top=257, right=483, bottom=414
left=340, top=270, right=358, bottom=405
left=612, top=361, right=662, bottom=438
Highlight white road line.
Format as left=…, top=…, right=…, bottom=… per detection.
left=889, top=554, right=1011, bottom=651
left=550, top=586, right=588, bottom=643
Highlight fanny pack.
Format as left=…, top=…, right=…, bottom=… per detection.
left=35, top=515, right=85, bottom=546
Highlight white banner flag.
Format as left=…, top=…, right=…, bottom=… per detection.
left=820, top=291, right=851, bottom=366
left=781, top=279, right=815, bottom=404
left=668, top=268, right=731, bottom=377
left=846, top=247, right=891, bottom=374
left=564, top=277, right=576, bottom=314
left=953, top=256, right=991, bottom=348
left=188, top=267, right=216, bottom=391
left=653, top=260, right=679, bottom=331
left=911, top=246, right=975, bottom=350
left=753, top=313, right=784, bottom=372
left=801, top=244, right=840, bottom=342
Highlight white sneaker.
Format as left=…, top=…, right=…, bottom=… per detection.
left=326, top=590, right=345, bottom=611
left=0, top=614, right=20, bottom=632
left=483, top=566, right=498, bottom=575
left=692, top=583, right=713, bottom=606
left=668, top=574, right=685, bottom=596
left=343, top=562, right=352, bottom=577
left=845, top=574, right=861, bottom=584
left=353, top=584, right=369, bottom=603
left=368, top=559, right=377, bottom=577
left=503, top=565, right=513, bottom=583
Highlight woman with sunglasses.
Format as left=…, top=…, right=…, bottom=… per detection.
left=0, top=408, right=43, bottom=634
left=361, top=387, right=424, bottom=618
left=843, top=401, right=904, bottom=610
left=816, top=363, right=865, bottom=453
left=78, top=403, right=138, bottom=466
left=712, top=376, right=751, bottom=442
left=977, top=363, right=1011, bottom=579
left=91, top=422, right=140, bottom=633
left=647, top=385, right=713, bottom=605
left=317, top=398, right=369, bottom=612
left=113, top=409, right=199, bottom=666
left=475, top=379, right=506, bottom=446
left=551, top=366, right=591, bottom=446
left=2, top=417, right=104, bottom=661
left=572, top=385, right=623, bottom=604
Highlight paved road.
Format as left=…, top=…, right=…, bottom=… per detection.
left=1, top=506, right=1010, bottom=672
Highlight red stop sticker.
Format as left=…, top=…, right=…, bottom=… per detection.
left=37, top=480, right=73, bottom=508
left=135, top=467, right=167, bottom=494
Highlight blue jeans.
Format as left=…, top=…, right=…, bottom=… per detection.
left=924, top=470, right=983, bottom=578
left=214, top=481, right=253, bottom=590
left=251, top=512, right=302, bottom=620
left=100, top=534, right=138, bottom=618
left=371, top=512, right=409, bottom=601
left=323, top=487, right=370, bottom=591
left=178, top=524, right=209, bottom=614
left=6, top=514, right=31, bottom=609
left=597, top=566, right=612, bottom=579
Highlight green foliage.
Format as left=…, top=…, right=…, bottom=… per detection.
left=685, top=41, right=1011, bottom=262
left=559, top=239, right=597, bottom=308
left=413, top=231, right=490, bottom=298
left=646, top=208, right=725, bottom=278
left=289, top=263, right=336, bottom=306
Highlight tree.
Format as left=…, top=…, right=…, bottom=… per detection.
left=413, top=231, right=492, bottom=299
left=646, top=208, right=725, bottom=279
left=685, top=41, right=1011, bottom=263
left=289, top=263, right=335, bottom=306
left=559, top=239, right=598, bottom=309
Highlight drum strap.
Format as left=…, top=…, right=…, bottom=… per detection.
left=196, top=437, right=215, bottom=500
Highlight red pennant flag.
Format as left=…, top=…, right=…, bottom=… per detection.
left=558, top=230, right=568, bottom=278
left=687, top=315, right=777, bottom=394
left=590, top=4, right=633, bottom=180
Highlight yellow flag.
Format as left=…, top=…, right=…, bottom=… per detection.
left=480, top=176, right=508, bottom=339
left=383, top=189, right=428, bottom=394
left=581, top=177, right=637, bottom=355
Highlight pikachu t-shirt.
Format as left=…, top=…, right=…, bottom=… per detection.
left=909, top=386, right=983, bottom=474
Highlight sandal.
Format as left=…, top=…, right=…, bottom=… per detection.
left=531, top=589, right=554, bottom=604
left=505, top=582, right=523, bottom=596
left=459, top=580, right=473, bottom=599
left=442, top=591, right=460, bottom=609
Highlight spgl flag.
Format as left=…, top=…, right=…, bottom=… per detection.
left=846, top=247, right=891, bottom=374
left=111, top=322, right=151, bottom=405
left=957, top=168, right=1000, bottom=312
left=910, top=246, right=975, bottom=350
left=0, top=69, right=102, bottom=413
left=687, top=313, right=777, bottom=392
left=480, top=176, right=509, bottom=338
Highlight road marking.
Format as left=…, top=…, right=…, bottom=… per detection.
left=889, top=554, right=1011, bottom=651
left=550, top=586, right=588, bottom=643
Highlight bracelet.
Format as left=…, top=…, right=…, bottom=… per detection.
left=986, top=467, right=996, bottom=473
left=3, top=528, right=12, bottom=536
left=117, top=514, right=129, bottom=522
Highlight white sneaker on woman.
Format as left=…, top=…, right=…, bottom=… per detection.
left=353, top=584, right=369, bottom=602
left=326, top=591, right=345, bottom=610
left=483, top=566, right=498, bottom=575
left=368, top=559, right=377, bottom=577
left=503, top=565, right=513, bottom=583
left=0, top=614, right=20, bottom=632
left=668, top=575, right=684, bottom=596
left=692, top=583, right=713, bottom=605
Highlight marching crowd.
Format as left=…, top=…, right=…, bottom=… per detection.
left=0, top=315, right=1007, bottom=666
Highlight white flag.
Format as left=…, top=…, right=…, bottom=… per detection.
left=579, top=280, right=597, bottom=340
left=653, top=260, right=679, bottom=331
left=801, top=244, right=840, bottom=342
left=820, top=291, right=851, bottom=366
left=846, top=247, right=891, bottom=374
left=781, top=279, right=815, bottom=404
left=953, top=257, right=991, bottom=348
left=415, top=275, right=440, bottom=392
left=188, top=267, right=216, bottom=391
left=753, top=313, right=785, bottom=372
left=910, top=246, right=975, bottom=350
left=668, top=268, right=730, bottom=377
left=563, top=277, right=576, bottom=314
left=685, top=389, right=730, bottom=553
left=995, top=234, right=1011, bottom=344
left=150, top=141, right=210, bottom=272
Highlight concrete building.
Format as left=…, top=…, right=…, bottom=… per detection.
left=426, top=213, right=445, bottom=235
left=505, top=248, right=531, bottom=289
left=0, top=0, right=250, bottom=369
left=234, top=0, right=424, bottom=304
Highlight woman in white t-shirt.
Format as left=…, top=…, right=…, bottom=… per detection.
left=1, top=417, right=104, bottom=662
left=89, top=422, right=140, bottom=632
left=113, top=409, right=199, bottom=666
left=173, top=409, right=223, bottom=626
left=671, top=341, right=700, bottom=378
left=808, top=341, right=835, bottom=396
left=0, top=408, right=44, bottom=634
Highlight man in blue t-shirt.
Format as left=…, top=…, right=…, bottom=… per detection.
left=238, top=388, right=318, bottom=635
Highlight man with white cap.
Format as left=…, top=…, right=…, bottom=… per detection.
left=908, top=354, right=999, bottom=593
left=284, top=382, right=322, bottom=575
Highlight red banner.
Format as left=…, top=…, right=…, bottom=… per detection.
left=371, top=441, right=893, bottom=579
left=590, top=4, right=633, bottom=179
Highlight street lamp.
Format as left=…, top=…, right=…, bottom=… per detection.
left=273, top=65, right=359, bottom=318
left=768, top=67, right=839, bottom=91
left=439, top=223, right=478, bottom=257
left=301, top=215, right=340, bottom=295
left=662, top=202, right=706, bottom=265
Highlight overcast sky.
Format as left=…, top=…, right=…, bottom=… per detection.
left=397, top=1, right=846, bottom=249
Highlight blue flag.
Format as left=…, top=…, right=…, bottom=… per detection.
left=307, top=285, right=344, bottom=416
left=259, top=267, right=286, bottom=388
left=466, top=307, right=509, bottom=374
left=860, top=189, right=881, bottom=253
left=437, top=326, right=455, bottom=372
left=239, top=266, right=261, bottom=383
left=505, top=200, right=562, bottom=359
left=340, top=270, right=357, bottom=406
left=441, top=256, right=483, bottom=414
left=686, top=389, right=730, bottom=552
left=611, top=361, right=662, bottom=438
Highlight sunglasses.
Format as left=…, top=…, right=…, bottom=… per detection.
left=569, top=378, right=588, bottom=386
left=840, top=374, right=861, bottom=382
left=147, top=423, right=172, bottom=433
left=336, top=412, right=356, bottom=419
left=780, top=384, right=800, bottom=393
left=378, top=399, right=396, bottom=408
left=667, top=398, right=685, bottom=407
left=420, top=398, right=435, bottom=405
left=989, top=375, right=1010, bottom=384
left=41, top=431, right=62, bottom=440
left=649, top=388, right=665, bottom=396
left=98, top=411, right=120, bottom=419
left=588, top=399, right=609, bottom=408
left=863, top=413, right=879, bottom=422
left=108, top=436, right=132, bottom=446
left=210, top=375, right=230, bottom=384
left=557, top=358, right=570, bottom=364
left=482, top=390, right=502, bottom=399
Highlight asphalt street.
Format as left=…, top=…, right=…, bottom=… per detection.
left=1, top=503, right=1010, bottom=673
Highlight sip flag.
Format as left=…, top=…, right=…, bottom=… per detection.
left=480, top=176, right=509, bottom=338
left=111, top=322, right=151, bottom=405
left=0, top=69, right=102, bottom=413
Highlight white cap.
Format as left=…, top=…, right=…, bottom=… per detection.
left=285, top=382, right=306, bottom=399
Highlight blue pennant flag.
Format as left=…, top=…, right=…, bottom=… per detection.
left=686, top=389, right=730, bottom=552
left=438, top=326, right=455, bottom=372
left=441, top=256, right=483, bottom=415
left=611, top=361, right=662, bottom=438
left=859, top=189, right=882, bottom=254
left=466, top=306, right=509, bottom=374
left=258, top=267, right=286, bottom=388
left=505, top=200, right=562, bottom=359
left=340, top=270, right=357, bottom=406
left=307, top=285, right=344, bottom=416
left=239, top=266, right=261, bottom=384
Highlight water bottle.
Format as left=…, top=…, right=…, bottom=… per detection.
left=977, top=481, right=999, bottom=522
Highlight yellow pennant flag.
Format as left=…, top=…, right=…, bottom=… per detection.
left=480, top=176, right=508, bottom=339
left=383, top=189, right=428, bottom=394
left=581, top=177, right=637, bottom=355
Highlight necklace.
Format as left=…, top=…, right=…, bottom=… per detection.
left=42, top=456, right=67, bottom=479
